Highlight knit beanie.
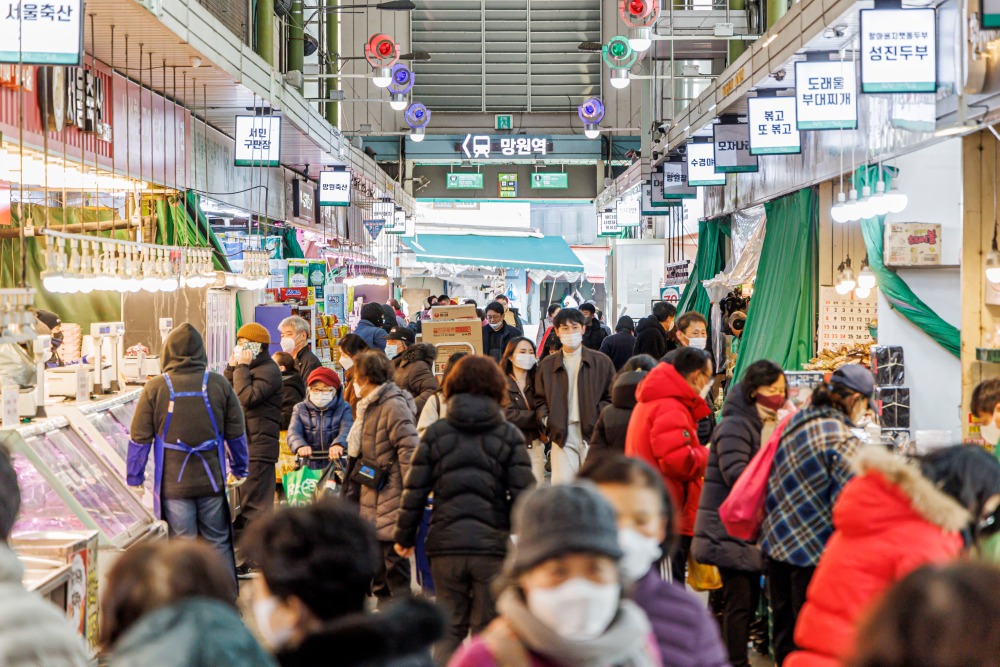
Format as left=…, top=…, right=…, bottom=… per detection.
left=307, top=367, right=342, bottom=391
left=505, top=482, right=623, bottom=576
left=237, top=323, right=271, bottom=344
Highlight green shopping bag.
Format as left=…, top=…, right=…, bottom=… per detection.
left=283, top=466, right=324, bottom=507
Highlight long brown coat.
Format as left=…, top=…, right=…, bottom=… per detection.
left=533, top=347, right=615, bottom=448
left=357, top=383, right=420, bottom=541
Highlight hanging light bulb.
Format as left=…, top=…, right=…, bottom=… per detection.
left=831, top=191, right=850, bottom=223
left=835, top=280, right=853, bottom=295
left=372, top=66, right=392, bottom=88
left=628, top=26, right=652, bottom=52
left=883, top=184, right=908, bottom=214
left=854, top=285, right=871, bottom=299
left=609, top=68, right=631, bottom=89
left=389, top=92, right=408, bottom=111
left=841, top=256, right=857, bottom=291
left=870, top=178, right=887, bottom=215
left=858, top=256, right=877, bottom=289
left=856, top=185, right=876, bottom=220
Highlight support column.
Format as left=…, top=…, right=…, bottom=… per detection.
left=728, top=0, right=747, bottom=62
left=255, top=0, right=275, bottom=66
left=766, top=0, right=787, bottom=30
left=288, top=0, right=304, bottom=90
left=325, top=0, right=339, bottom=127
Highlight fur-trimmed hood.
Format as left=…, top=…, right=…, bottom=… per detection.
left=396, top=342, right=437, bottom=368
left=838, top=447, right=972, bottom=534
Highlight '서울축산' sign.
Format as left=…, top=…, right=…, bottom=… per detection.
left=0, top=0, right=82, bottom=65
left=747, top=96, right=801, bottom=155
left=859, top=8, right=936, bottom=94
left=795, top=59, right=858, bottom=130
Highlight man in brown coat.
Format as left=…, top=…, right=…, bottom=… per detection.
left=534, top=308, right=615, bottom=483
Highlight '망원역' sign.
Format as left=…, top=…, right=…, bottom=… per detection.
left=662, top=162, right=697, bottom=199
left=318, top=170, right=351, bottom=206
left=860, top=7, right=936, bottom=94
left=234, top=115, right=281, bottom=167
left=747, top=96, right=801, bottom=155
left=795, top=59, right=858, bottom=130
left=686, top=142, right=725, bottom=186
left=713, top=122, right=757, bottom=173
left=0, top=0, right=82, bottom=65
left=460, top=134, right=551, bottom=159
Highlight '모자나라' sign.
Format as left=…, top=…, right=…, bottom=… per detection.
left=713, top=122, right=758, bottom=173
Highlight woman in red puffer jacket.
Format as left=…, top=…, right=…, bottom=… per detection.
left=786, top=445, right=1000, bottom=667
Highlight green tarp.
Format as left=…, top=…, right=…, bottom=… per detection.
left=733, top=188, right=818, bottom=380
left=677, top=218, right=728, bottom=322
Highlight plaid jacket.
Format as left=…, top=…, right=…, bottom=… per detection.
left=761, top=406, right=860, bottom=567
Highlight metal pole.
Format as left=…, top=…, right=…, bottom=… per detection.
left=325, top=0, right=338, bottom=126
left=256, top=0, right=275, bottom=66
left=289, top=0, right=305, bottom=90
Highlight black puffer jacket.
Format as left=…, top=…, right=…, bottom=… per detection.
left=279, top=370, right=306, bottom=430
left=505, top=374, right=541, bottom=445
left=589, top=370, right=647, bottom=457
left=633, top=315, right=669, bottom=360
left=394, top=393, right=535, bottom=557
left=225, top=350, right=284, bottom=463
left=692, top=383, right=765, bottom=572
left=392, top=343, right=439, bottom=418
left=599, top=331, right=636, bottom=371
left=581, top=318, right=608, bottom=351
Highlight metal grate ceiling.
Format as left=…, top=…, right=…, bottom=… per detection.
left=411, top=0, right=601, bottom=113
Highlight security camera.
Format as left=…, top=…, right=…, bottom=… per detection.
left=657, top=121, right=671, bottom=132
left=772, top=69, right=786, bottom=82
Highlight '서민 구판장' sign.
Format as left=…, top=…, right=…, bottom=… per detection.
left=234, top=115, right=281, bottom=167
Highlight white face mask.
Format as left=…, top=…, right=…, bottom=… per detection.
left=232, top=344, right=244, bottom=358
left=981, top=420, right=1000, bottom=446
left=353, top=381, right=364, bottom=397
left=280, top=336, right=296, bottom=354
left=688, top=337, right=707, bottom=350
left=513, top=353, right=537, bottom=370
left=339, top=354, right=354, bottom=371
left=618, top=528, right=663, bottom=582
left=699, top=378, right=713, bottom=400
left=252, top=595, right=296, bottom=649
left=385, top=344, right=399, bottom=360
left=489, top=321, right=504, bottom=331
left=526, top=578, right=621, bottom=641
left=310, top=390, right=334, bottom=408
left=561, top=331, right=583, bottom=350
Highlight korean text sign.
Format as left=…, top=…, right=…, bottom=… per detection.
left=318, top=170, right=351, bottom=206
left=747, top=96, right=801, bottom=155
left=662, top=162, right=697, bottom=199
left=0, top=0, right=82, bottom=65
left=686, top=142, right=725, bottom=186
left=598, top=209, right=620, bottom=236
left=234, top=115, right=282, bottom=167
left=860, top=8, right=936, bottom=93
left=795, top=60, right=858, bottom=130
left=713, top=122, right=758, bottom=173
left=617, top=191, right=642, bottom=227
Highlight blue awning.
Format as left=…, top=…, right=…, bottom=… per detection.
left=403, top=234, right=584, bottom=272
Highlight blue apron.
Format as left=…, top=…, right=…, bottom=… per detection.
left=152, top=371, right=228, bottom=518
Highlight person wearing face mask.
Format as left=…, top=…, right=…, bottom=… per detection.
left=500, top=337, right=545, bottom=484
left=692, top=360, right=789, bottom=667
left=272, top=352, right=306, bottom=431
left=633, top=301, right=676, bottom=361
left=783, top=445, right=1000, bottom=667
left=394, top=356, right=535, bottom=663
left=337, top=334, right=369, bottom=418
left=387, top=326, right=439, bottom=419
left=416, top=352, right=468, bottom=439
left=278, top=316, right=322, bottom=384
left=494, top=294, right=524, bottom=332
left=449, top=483, right=660, bottom=667
left=482, top=301, right=522, bottom=362
left=242, top=500, right=444, bottom=667
left=588, top=355, right=657, bottom=460
left=625, top=347, right=714, bottom=586
left=578, top=302, right=609, bottom=351
left=287, top=368, right=354, bottom=472
left=599, top=316, right=637, bottom=371
left=970, top=377, right=1000, bottom=564
left=534, top=308, right=615, bottom=484
left=674, top=311, right=709, bottom=351
left=759, top=364, right=874, bottom=665
left=34, top=309, right=66, bottom=367
left=579, top=454, right=730, bottom=667
left=535, top=303, right=561, bottom=350
left=354, top=303, right=389, bottom=351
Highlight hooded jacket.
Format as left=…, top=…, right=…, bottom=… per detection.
left=391, top=343, right=439, bottom=417
left=0, top=545, right=91, bottom=667
left=395, top=393, right=535, bottom=557
left=692, top=383, right=766, bottom=572
left=625, top=362, right=711, bottom=536
left=599, top=330, right=636, bottom=371
left=129, top=323, right=248, bottom=499
left=534, top=347, right=615, bottom=449
left=581, top=318, right=609, bottom=351
left=357, top=383, right=420, bottom=540
left=589, top=370, right=647, bottom=457
left=108, top=598, right=275, bottom=667
left=275, top=598, right=444, bottom=667
left=786, top=448, right=970, bottom=667
left=287, top=392, right=354, bottom=469
left=354, top=318, right=388, bottom=351
left=633, top=315, right=669, bottom=361
left=279, top=370, right=306, bottom=431
left=483, top=321, right=522, bottom=362
left=225, top=349, right=283, bottom=463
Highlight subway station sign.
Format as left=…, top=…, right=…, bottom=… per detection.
left=446, top=173, right=484, bottom=189
left=795, top=59, right=858, bottom=130
left=713, top=122, right=758, bottom=173
left=499, top=173, right=518, bottom=198
left=686, top=141, right=725, bottom=187
left=0, top=0, right=82, bottom=65
left=531, top=173, right=569, bottom=189
left=747, top=96, right=801, bottom=155
left=859, top=7, right=936, bottom=93
left=460, top=134, right=552, bottom=159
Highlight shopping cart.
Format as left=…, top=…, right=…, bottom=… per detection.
left=282, top=454, right=346, bottom=506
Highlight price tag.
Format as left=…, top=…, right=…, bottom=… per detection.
left=2, top=382, right=18, bottom=428
left=23, top=225, right=34, bottom=237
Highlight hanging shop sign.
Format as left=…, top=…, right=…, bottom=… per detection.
left=0, top=0, right=83, bottom=65
left=795, top=60, right=858, bottom=130
left=663, top=260, right=691, bottom=285
left=859, top=7, right=936, bottom=93
left=713, top=122, right=758, bottom=173
left=37, top=65, right=109, bottom=138
left=386, top=208, right=406, bottom=235
left=446, top=172, right=484, bottom=189
left=318, top=169, right=351, bottom=206
left=616, top=190, right=642, bottom=227
left=662, top=162, right=697, bottom=199
left=659, top=284, right=684, bottom=305
left=531, top=173, right=569, bottom=189
left=598, top=209, right=620, bottom=237
left=984, top=0, right=1000, bottom=28
left=234, top=115, right=281, bottom=167
left=290, top=179, right=317, bottom=222
left=818, top=286, right=878, bottom=350
left=112, top=72, right=189, bottom=190
left=364, top=218, right=385, bottom=241
left=499, top=172, right=518, bottom=198
left=459, top=134, right=552, bottom=159
left=643, top=175, right=679, bottom=214
left=686, top=142, right=726, bottom=186
left=747, top=95, right=801, bottom=155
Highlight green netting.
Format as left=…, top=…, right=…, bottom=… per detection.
left=677, top=217, right=728, bottom=322
left=282, top=226, right=304, bottom=259
left=183, top=190, right=233, bottom=272
left=733, top=187, right=818, bottom=380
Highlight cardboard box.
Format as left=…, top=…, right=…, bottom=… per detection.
left=883, top=223, right=942, bottom=266
left=422, top=319, right=484, bottom=359
left=265, top=287, right=314, bottom=305
left=430, top=304, right=479, bottom=321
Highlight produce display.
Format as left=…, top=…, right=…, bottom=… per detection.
left=803, top=342, right=873, bottom=372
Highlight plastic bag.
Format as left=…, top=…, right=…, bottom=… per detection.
left=282, top=467, right=323, bottom=507
left=687, top=553, right=722, bottom=592
left=0, top=342, right=36, bottom=388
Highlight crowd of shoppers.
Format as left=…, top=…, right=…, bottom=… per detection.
left=8, top=295, right=1000, bottom=667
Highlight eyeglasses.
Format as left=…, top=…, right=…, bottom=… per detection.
left=486, top=315, right=503, bottom=323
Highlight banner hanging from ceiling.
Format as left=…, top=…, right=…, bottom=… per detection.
left=747, top=96, right=801, bottom=155
left=859, top=7, right=937, bottom=93
left=687, top=142, right=726, bottom=186
left=713, top=122, right=758, bottom=173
